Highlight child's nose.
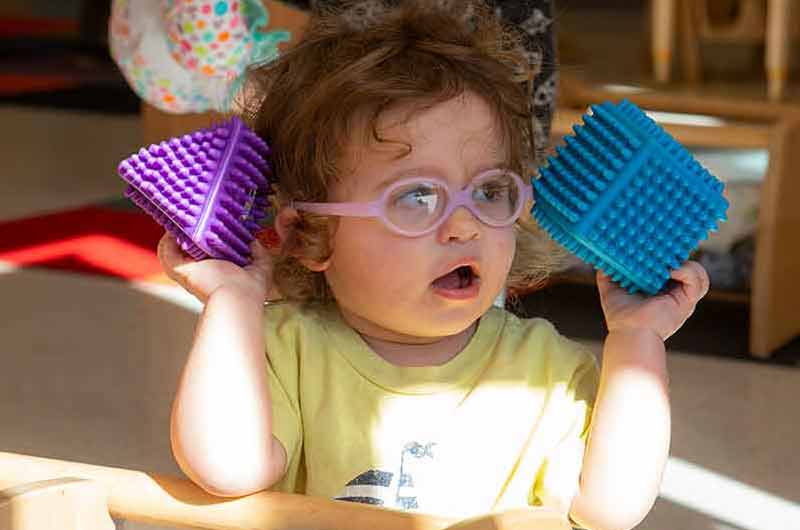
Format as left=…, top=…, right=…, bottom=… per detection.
left=437, top=206, right=480, bottom=243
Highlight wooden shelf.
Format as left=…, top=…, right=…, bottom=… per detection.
left=548, top=79, right=800, bottom=356
left=553, top=106, right=771, bottom=149
left=559, top=71, right=800, bottom=123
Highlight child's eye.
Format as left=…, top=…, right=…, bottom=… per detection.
left=392, top=186, right=440, bottom=213
left=474, top=182, right=510, bottom=202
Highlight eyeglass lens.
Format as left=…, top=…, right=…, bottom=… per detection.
left=385, top=171, right=522, bottom=233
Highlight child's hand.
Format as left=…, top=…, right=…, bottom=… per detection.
left=596, top=261, right=710, bottom=341
left=157, top=232, right=273, bottom=303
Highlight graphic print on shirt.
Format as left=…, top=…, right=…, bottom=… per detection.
left=333, top=441, right=436, bottom=510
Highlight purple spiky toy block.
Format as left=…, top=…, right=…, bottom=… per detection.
left=118, top=116, right=272, bottom=266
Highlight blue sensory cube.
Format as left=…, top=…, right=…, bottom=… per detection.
left=532, top=99, right=729, bottom=295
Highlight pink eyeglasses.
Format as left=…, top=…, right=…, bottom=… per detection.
left=291, top=169, right=533, bottom=237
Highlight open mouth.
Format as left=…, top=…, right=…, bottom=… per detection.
left=432, top=265, right=480, bottom=292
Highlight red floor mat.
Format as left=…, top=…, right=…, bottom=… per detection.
left=0, top=206, right=164, bottom=281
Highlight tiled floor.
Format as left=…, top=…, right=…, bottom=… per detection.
left=1, top=106, right=798, bottom=530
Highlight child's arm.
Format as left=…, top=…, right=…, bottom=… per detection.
left=568, top=327, right=669, bottom=530
left=569, top=262, right=710, bottom=530
left=158, top=233, right=287, bottom=497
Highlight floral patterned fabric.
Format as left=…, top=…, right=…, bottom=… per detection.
left=110, top=0, right=292, bottom=113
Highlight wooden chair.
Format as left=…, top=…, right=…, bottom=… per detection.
left=0, top=478, right=115, bottom=530
left=651, top=0, right=797, bottom=100
left=0, top=452, right=572, bottom=530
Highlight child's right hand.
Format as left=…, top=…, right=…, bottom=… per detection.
left=157, top=232, right=274, bottom=303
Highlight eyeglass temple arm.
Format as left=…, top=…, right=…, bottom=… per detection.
left=290, top=200, right=381, bottom=218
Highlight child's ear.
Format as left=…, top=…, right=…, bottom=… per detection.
left=302, top=258, right=331, bottom=272
left=275, top=206, right=299, bottom=243
left=275, top=207, right=332, bottom=272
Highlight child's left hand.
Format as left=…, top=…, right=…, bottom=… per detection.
left=597, top=261, right=710, bottom=341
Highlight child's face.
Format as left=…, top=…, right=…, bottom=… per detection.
left=324, top=92, right=517, bottom=342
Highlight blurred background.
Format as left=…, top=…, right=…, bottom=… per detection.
left=0, top=1, right=798, bottom=529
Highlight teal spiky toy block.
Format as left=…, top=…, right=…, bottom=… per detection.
left=533, top=100, right=729, bottom=295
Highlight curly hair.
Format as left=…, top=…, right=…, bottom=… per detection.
left=242, top=0, right=568, bottom=304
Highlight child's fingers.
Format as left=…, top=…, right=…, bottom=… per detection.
left=249, top=239, right=272, bottom=268
left=595, top=269, right=622, bottom=294
left=247, top=239, right=275, bottom=286
left=157, top=231, right=198, bottom=271
left=595, top=269, right=620, bottom=306
left=595, top=269, right=610, bottom=290
left=157, top=232, right=181, bottom=266
left=670, top=261, right=710, bottom=303
left=250, top=238, right=267, bottom=257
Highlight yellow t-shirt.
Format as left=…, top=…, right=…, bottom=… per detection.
left=264, top=301, right=599, bottom=519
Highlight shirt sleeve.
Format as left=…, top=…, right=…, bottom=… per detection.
left=530, top=336, right=599, bottom=519
left=263, top=302, right=305, bottom=492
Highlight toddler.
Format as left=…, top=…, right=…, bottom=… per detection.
left=159, top=2, right=710, bottom=529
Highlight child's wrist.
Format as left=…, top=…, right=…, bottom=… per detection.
left=605, top=326, right=665, bottom=348
left=602, top=327, right=668, bottom=378
left=608, top=326, right=664, bottom=341
left=607, top=324, right=665, bottom=342
left=211, top=282, right=268, bottom=305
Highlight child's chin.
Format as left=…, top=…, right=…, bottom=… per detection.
left=411, top=304, right=486, bottom=336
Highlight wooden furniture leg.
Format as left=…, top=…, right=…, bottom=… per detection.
left=678, top=0, right=702, bottom=83
left=765, top=0, right=791, bottom=101
left=652, top=0, right=677, bottom=83
left=0, top=478, right=115, bottom=530
left=750, top=119, right=800, bottom=357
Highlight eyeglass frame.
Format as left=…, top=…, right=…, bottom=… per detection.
left=290, top=168, right=533, bottom=237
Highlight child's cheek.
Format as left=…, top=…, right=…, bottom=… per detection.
left=496, top=228, right=517, bottom=271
